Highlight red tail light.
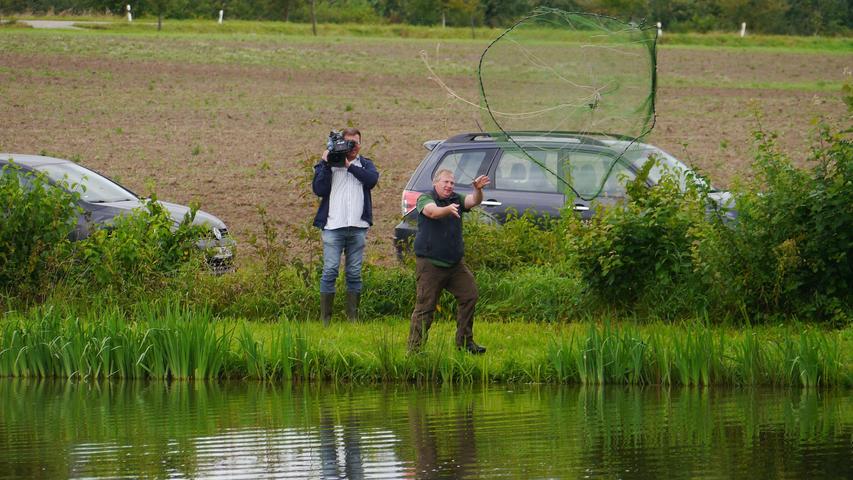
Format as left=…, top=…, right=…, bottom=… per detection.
left=402, top=190, right=422, bottom=216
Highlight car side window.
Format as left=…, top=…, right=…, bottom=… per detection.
left=565, top=152, right=636, bottom=197
left=434, top=150, right=490, bottom=185
left=494, top=150, right=560, bottom=193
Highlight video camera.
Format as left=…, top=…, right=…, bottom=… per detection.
left=326, top=131, right=357, bottom=167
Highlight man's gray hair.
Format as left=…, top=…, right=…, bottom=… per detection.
left=432, top=169, right=454, bottom=183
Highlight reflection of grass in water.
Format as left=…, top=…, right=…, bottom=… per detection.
left=0, top=303, right=849, bottom=387
left=0, top=377, right=848, bottom=480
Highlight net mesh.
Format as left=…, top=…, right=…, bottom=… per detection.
left=478, top=8, right=658, bottom=199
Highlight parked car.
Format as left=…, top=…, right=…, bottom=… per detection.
left=394, top=132, right=735, bottom=256
left=1, top=153, right=235, bottom=274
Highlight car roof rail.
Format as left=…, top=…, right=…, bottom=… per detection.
left=423, top=140, right=443, bottom=151
left=442, top=131, right=632, bottom=147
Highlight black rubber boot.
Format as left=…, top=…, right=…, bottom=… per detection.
left=458, top=339, right=486, bottom=355
left=345, top=292, right=360, bottom=322
left=320, top=293, right=334, bottom=326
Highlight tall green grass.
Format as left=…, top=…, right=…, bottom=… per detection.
left=1, top=304, right=848, bottom=387
left=0, top=302, right=232, bottom=381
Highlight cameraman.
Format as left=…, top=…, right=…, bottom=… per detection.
left=312, top=127, right=380, bottom=325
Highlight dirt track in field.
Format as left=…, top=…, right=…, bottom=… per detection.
left=0, top=33, right=849, bottom=263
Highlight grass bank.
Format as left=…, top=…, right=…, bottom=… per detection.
left=1, top=302, right=849, bottom=387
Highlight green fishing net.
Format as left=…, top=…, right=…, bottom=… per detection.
left=478, top=8, right=658, bottom=199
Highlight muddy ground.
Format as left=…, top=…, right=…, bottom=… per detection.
left=0, top=32, right=849, bottom=264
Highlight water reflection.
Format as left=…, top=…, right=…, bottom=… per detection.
left=0, top=380, right=850, bottom=479
left=318, top=406, right=364, bottom=479
left=406, top=394, right=478, bottom=479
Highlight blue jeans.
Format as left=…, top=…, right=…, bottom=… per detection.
left=320, top=227, right=368, bottom=294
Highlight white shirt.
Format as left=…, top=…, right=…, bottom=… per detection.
left=325, top=156, right=370, bottom=230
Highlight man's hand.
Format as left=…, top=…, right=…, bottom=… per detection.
left=472, top=175, right=491, bottom=191
left=445, top=203, right=460, bottom=218
left=465, top=175, right=490, bottom=209
left=321, top=150, right=329, bottom=162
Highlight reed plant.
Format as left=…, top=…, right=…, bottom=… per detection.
left=270, top=322, right=311, bottom=381
left=3, top=304, right=847, bottom=387
left=671, top=323, right=721, bottom=386
left=544, top=335, right=576, bottom=383
left=237, top=324, right=268, bottom=380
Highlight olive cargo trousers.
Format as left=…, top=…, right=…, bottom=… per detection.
left=408, top=257, right=478, bottom=351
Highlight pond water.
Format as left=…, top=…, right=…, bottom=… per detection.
left=0, top=380, right=850, bottom=479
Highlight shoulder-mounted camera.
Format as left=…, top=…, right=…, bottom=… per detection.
left=326, top=131, right=357, bottom=167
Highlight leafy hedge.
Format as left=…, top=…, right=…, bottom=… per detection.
left=0, top=163, right=78, bottom=299
left=0, top=164, right=207, bottom=303
left=708, top=125, right=852, bottom=322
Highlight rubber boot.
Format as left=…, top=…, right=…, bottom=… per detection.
left=320, top=293, right=334, bottom=326
left=458, top=338, right=486, bottom=355
left=345, top=292, right=360, bottom=322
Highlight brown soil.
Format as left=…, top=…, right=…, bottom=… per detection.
left=0, top=38, right=849, bottom=264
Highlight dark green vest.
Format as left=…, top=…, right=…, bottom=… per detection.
left=414, top=190, right=465, bottom=265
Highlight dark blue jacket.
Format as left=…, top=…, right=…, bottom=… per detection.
left=312, top=156, right=379, bottom=229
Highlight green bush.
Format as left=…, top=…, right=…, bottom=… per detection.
left=463, top=210, right=567, bottom=271
left=710, top=125, right=852, bottom=323
left=0, top=163, right=79, bottom=300
left=73, top=196, right=208, bottom=293
left=566, top=159, right=710, bottom=311
left=477, top=264, right=584, bottom=322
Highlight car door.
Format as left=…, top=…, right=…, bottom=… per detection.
left=482, top=147, right=566, bottom=223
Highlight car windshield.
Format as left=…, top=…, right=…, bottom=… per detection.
left=35, top=163, right=137, bottom=203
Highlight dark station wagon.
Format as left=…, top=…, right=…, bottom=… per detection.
left=393, top=132, right=734, bottom=256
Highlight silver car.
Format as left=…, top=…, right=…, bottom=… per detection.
left=1, top=153, right=235, bottom=274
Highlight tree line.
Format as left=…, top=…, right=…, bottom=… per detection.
left=1, top=0, right=851, bottom=35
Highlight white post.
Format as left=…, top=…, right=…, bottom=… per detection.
left=657, top=21, right=662, bottom=37
left=740, top=22, right=747, bottom=37
left=126, top=4, right=132, bottom=22
left=218, top=10, right=224, bottom=24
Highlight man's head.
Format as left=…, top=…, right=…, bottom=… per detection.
left=432, top=169, right=455, bottom=199
left=342, top=127, right=361, bottom=161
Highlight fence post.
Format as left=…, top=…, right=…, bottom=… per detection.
left=740, top=22, right=747, bottom=37
left=218, top=10, right=224, bottom=24
left=126, top=4, right=132, bottom=22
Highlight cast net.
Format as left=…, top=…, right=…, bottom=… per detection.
left=478, top=8, right=658, bottom=199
